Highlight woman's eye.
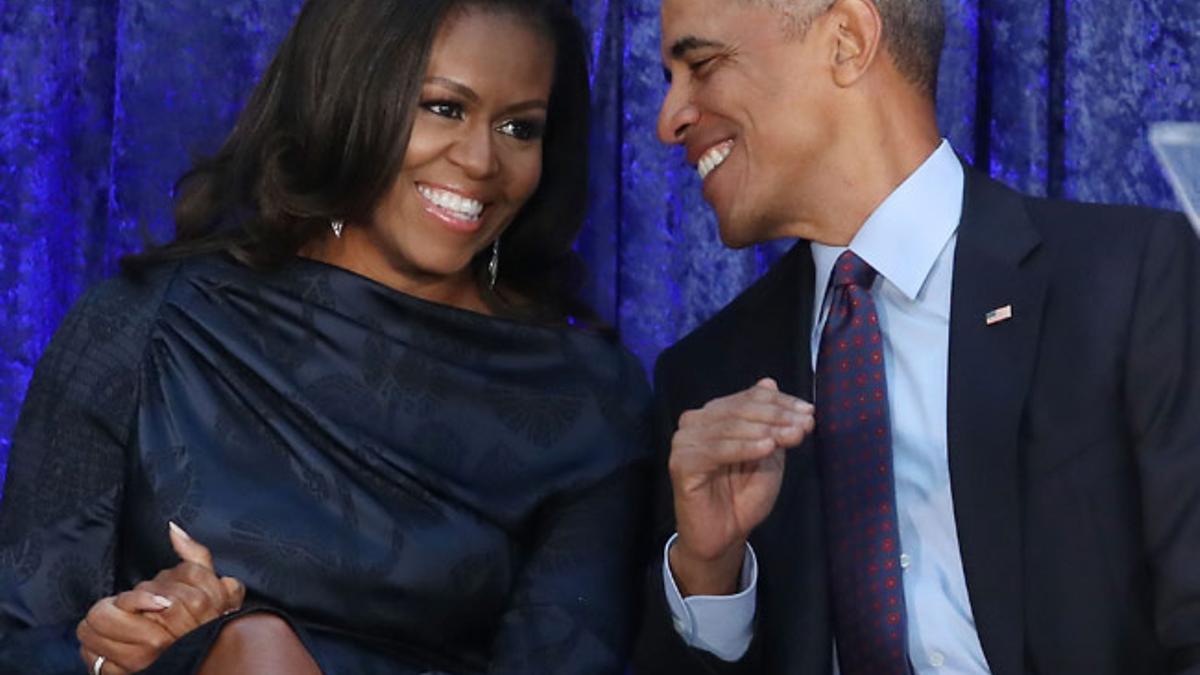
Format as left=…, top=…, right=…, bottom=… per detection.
left=496, top=118, right=545, bottom=142
left=422, top=101, right=465, bottom=120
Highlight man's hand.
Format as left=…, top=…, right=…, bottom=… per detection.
left=668, top=378, right=814, bottom=597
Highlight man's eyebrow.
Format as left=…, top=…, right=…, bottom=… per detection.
left=670, top=36, right=727, bottom=60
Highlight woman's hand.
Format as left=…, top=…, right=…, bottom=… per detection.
left=77, top=523, right=245, bottom=674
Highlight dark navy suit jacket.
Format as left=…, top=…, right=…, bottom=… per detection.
left=633, top=169, right=1200, bottom=675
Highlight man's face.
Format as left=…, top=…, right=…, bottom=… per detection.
left=658, top=0, right=839, bottom=247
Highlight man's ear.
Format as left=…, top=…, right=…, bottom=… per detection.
left=827, top=0, right=883, bottom=88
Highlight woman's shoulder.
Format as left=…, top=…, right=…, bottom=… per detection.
left=50, top=260, right=186, bottom=357
left=563, top=330, right=650, bottom=400
left=15, top=261, right=186, bottom=453
left=91, top=253, right=261, bottom=323
left=78, top=260, right=184, bottom=318
left=553, top=331, right=653, bottom=464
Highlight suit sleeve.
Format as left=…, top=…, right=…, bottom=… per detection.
left=631, top=351, right=766, bottom=675
left=1124, top=213, right=1200, bottom=673
left=0, top=278, right=156, bottom=673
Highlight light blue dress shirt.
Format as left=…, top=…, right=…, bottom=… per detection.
left=664, top=140, right=993, bottom=673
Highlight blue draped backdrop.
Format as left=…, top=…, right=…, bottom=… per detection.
left=1, top=0, right=1198, bottom=481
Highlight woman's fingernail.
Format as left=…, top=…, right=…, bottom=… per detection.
left=169, top=521, right=192, bottom=541
left=152, top=594, right=173, bottom=609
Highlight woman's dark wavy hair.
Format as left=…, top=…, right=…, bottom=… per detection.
left=124, top=0, right=596, bottom=326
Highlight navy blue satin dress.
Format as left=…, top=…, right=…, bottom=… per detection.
left=0, top=254, right=652, bottom=674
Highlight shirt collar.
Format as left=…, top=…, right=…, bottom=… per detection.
left=812, top=139, right=964, bottom=303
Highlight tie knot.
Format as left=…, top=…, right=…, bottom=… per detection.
left=831, top=251, right=877, bottom=289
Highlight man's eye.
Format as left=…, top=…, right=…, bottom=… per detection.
left=496, top=118, right=545, bottom=141
left=422, top=101, right=465, bottom=120
left=689, top=57, right=718, bottom=75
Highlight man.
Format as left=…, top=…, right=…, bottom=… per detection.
left=632, top=0, right=1200, bottom=673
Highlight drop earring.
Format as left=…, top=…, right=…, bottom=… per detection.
left=488, top=239, right=500, bottom=290
left=331, top=219, right=344, bottom=238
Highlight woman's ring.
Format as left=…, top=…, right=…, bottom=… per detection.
left=92, top=655, right=106, bottom=675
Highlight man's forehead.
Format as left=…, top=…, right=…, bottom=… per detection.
left=662, top=0, right=782, bottom=55
left=659, top=0, right=760, bottom=56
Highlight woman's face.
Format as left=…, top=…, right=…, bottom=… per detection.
left=344, top=8, right=554, bottom=302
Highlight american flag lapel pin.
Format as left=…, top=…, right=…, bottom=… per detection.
left=985, top=304, right=1014, bottom=326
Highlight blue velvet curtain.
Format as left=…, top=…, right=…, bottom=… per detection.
left=1, top=0, right=1198, bottom=479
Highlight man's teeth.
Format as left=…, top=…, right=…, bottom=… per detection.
left=417, top=185, right=484, bottom=220
left=697, top=142, right=734, bottom=180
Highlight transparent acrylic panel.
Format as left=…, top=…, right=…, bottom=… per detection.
left=1150, top=122, right=1200, bottom=236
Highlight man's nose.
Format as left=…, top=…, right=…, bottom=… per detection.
left=657, top=83, right=699, bottom=146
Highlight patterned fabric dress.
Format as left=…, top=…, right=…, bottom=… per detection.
left=0, top=254, right=652, bottom=674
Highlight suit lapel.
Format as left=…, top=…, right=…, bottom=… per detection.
left=752, top=243, right=834, bottom=674
left=720, top=241, right=831, bottom=672
left=947, top=169, right=1047, bottom=675
left=735, top=239, right=814, bottom=494
left=740, top=240, right=814, bottom=398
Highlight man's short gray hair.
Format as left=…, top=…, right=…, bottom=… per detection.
left=743, top=0, right=945, bottom=98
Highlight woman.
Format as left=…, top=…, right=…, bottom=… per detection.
left=0, top=0, right=651, bottom=672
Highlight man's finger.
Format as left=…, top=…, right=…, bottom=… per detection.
left=683, top=398, right=812, bottom=433
left=671, top=434, right=777, bottom=476
left=168, top=522, right=214, bottom=569
left=773, top=415, right=815, bottom=446
left=714, top=401, right=814, bottom=430
left=701, top=418, right=786, bottom=441
left=673, top=420, right=781, bottom=453
left=706, top=437, right=781, bottom=464
left=702, top=386, right=812, bottom=416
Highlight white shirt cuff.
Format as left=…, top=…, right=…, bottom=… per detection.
left=661, top=533, right=757, bottom=662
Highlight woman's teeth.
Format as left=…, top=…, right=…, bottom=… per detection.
left=697, top=141, right=734, bottom=180
left=417, top=185, right=484, bottom=220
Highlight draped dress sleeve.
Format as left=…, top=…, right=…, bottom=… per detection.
left=0, top=267, right=173, bottom=673
left=485, top=347, right=653, bottom=674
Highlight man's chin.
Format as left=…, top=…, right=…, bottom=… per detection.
left=717, top=232, right=757, bottom=249
left=716, top=215, right=767, bottom=249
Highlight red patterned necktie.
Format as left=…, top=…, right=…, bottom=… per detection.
left=815, top=251, right=909, bottom=675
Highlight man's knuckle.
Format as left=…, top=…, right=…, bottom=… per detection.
left=667, top=453, right=684, bottom=476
